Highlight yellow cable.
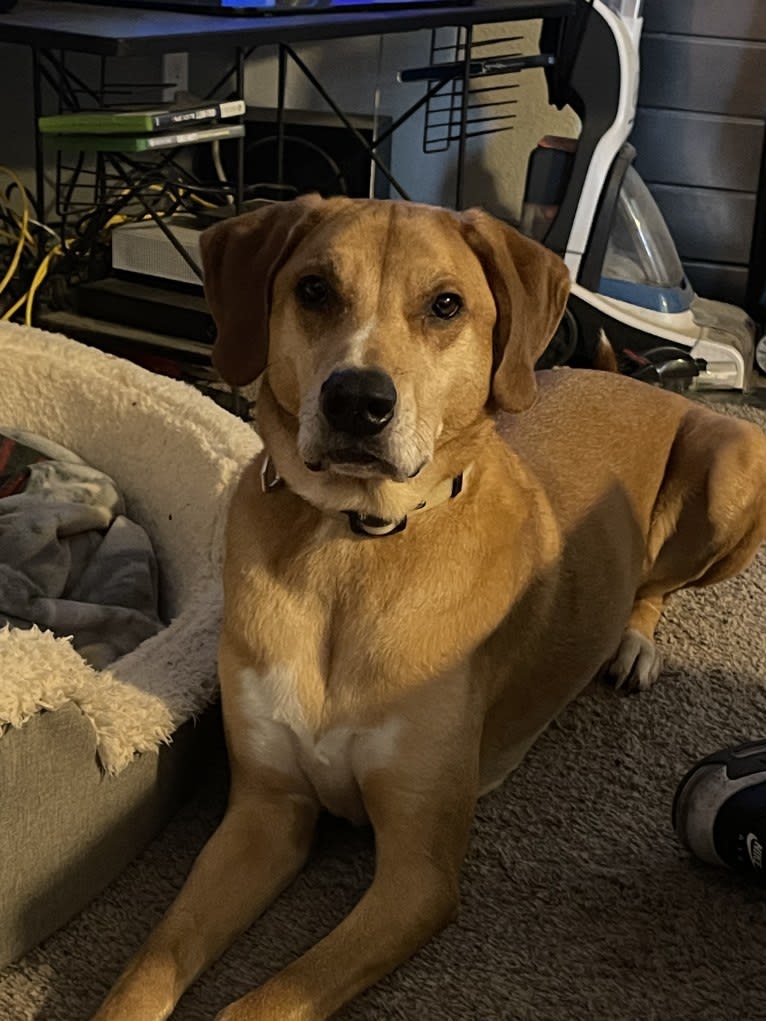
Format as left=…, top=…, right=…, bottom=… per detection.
left=179, top=187, right=217, bottom=209
left=25, top=244, right=61, bottom=325
left=1, top=289, right=26, bottom=322
left=1, top=243, right=61, bottom=324
left=0, top=188, right=35, bottom=248
left=0, top=172, right=217, bottom=320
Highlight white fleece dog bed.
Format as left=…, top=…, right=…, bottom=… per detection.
left=0, top=322, right=259, bottom=773
left=0, top=322, right=259, bottom=965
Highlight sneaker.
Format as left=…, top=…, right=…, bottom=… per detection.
left=672, top=739, right=766, bottom=878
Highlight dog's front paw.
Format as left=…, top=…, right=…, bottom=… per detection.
left=215, top=1006, right=309, bottom=1021
left=215, top=989, right=313, bottom=1021
left=602, top=628, right=663, bottom=693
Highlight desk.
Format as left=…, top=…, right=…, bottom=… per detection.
left=0, top=0, right=575, bottom=364
left=0, top=0, right=573, bottom=56
left=0, top=0, right=574, bottom=214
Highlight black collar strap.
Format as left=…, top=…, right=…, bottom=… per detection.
left=343, top=471, right=464, bottom=537
left=259, top=454, right=466, bottom=539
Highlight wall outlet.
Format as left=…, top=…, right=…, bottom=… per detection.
left=161, top=52, right=189, bottom=103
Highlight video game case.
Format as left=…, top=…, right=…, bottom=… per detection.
left=38, top=99, right=245, bottom=135
left=45, top=123, right=245, bottom=152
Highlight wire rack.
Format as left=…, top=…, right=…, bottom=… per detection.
left=420, top=27, right=523, bottom=154
left=37, top=50, right=244, bottom=240
left=396, top=27, right=556, bottom=207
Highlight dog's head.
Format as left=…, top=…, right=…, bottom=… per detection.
left=201, top=196, right=569, bottom=482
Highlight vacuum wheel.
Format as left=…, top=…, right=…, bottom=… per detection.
left=756, top=335, right=766, bottom=375
left=536, top=307, right=579, bottom=370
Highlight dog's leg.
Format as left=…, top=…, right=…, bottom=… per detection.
left=605, top=411, right=766, bottom=694
left=603, top=595, right=665, bottom=692
left=214, top=706, right=481, bottom=1021
left=92, top=783, right=318, bottom=1021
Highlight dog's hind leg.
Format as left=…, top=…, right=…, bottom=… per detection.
left=604, top=409, right=766, bottom=694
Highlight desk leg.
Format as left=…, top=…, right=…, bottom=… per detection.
left=235, top=46, right=245, bottom=212
left=277, top=44, right=287, bottom=195
left=455, top=25, right=473, bottom=211
left=32, top=48, right=45, bottom=218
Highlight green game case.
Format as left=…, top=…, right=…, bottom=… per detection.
left=45, top=122, right=245, bottom=152
left=39, top=99, right=245, bottom=135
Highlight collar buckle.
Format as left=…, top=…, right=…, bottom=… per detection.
left=345, top=511, right=408, bottom=538
left=260, top=454, right=285, bottom=493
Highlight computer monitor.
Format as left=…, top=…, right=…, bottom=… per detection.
left=73, top=0, right=471, bottom=14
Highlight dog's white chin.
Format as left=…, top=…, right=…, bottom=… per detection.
left=299, top=428, right=431, bottom=484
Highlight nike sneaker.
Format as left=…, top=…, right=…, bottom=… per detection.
left=672, top=739, right=766, bottom=879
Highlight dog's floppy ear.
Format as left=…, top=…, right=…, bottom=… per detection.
left=460, top=208, right=570, bottom=413
left=200, top=194, right=325, bottom=386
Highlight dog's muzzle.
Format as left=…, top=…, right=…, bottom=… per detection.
left=320, top=368, right=397, bottom=438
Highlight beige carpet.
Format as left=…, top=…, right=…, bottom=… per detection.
left=2, top=401, right=766, bottom=1021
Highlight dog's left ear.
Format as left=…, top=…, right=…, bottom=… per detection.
left=460, top=208, right=570, bottom=413
left=200, top=194, right=325, bottom=386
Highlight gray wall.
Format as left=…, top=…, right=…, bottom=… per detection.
left=631, top=0, right=766, bottom=306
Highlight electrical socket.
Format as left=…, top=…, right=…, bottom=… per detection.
left=161, top=52, right=189, bottom=103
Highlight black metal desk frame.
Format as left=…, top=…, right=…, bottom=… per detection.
left=0, top=0, right=574, bottom=278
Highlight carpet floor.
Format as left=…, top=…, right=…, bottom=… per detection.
left=2, top=400, right=766, bottom=1021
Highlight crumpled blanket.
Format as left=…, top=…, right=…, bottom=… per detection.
left=0, top=427, right=164, bottom=669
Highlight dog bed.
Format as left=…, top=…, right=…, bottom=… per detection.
left=0, top=321, right=260, bottom=967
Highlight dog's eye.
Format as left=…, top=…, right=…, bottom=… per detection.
left=431, top=293, right=463, bottom=320
left=296, top=275, right=331, bottom=307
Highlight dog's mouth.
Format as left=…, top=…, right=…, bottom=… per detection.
left=306, top=447, right=423, bottom=482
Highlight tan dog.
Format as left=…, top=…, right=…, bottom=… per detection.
left=94, top=196, right=766, bottom=1021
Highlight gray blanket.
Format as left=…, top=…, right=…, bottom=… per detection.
left=0, top=428, right=164, bottom=669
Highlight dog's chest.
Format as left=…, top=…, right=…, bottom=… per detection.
left=236, top=667, right=401, bottom=823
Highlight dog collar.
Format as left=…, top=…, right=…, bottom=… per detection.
left=259, top=454, right=466, bottom=539
left=344, top=472, right=464, bottom=537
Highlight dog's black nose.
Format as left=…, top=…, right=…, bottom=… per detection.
left=320, top=368, right=397, bottom=437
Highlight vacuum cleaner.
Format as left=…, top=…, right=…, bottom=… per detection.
left=523, top=0, right=756, bottom=391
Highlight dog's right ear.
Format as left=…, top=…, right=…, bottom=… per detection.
left=200, top=194, right=324, bottom=386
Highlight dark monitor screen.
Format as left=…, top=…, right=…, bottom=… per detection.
left=72, top=0, right=471, bottom=14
